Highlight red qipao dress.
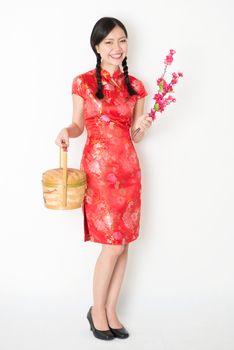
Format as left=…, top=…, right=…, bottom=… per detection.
left=72, top=67, right=148, bottom=245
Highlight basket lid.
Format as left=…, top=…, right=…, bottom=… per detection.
left=42, top=167, right=86, bottom=186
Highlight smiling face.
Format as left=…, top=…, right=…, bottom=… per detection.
left=95, top=26, right=128, bottom=72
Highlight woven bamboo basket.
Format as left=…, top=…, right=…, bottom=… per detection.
left=42, top=147, right=87, bottom=210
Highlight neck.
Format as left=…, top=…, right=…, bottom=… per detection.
left=100, top=64, right=120, bottom=76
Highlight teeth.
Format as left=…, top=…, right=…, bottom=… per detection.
left=110, top=54, right=122, bottom=58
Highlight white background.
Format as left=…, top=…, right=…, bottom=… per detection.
left=0, top=0, right=233, bottom=349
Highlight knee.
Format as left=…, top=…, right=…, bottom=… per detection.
left=102, top=244, right=126, bottom=256
left=124, top=243, right=129, bottom=253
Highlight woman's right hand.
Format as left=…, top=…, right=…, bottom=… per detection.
left=55, top=128, right=69, bottom=150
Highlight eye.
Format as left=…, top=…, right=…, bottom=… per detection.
left=121, top=39, right=127, bottom=42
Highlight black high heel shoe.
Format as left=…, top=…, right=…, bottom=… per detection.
left=108, top=324, right=129, bottom=339
left=87, top=306, right=115, bottom=340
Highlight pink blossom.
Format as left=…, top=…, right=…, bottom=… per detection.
left=149, top=108, right=156, bottom=120
left=167, top=84, right=173, bottom=92
left=164, top=55, right=174, bottom=65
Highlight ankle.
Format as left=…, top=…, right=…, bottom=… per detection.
left=92, top=305, right=106, bottom=313
left=105, top=305, right=116, bottom=315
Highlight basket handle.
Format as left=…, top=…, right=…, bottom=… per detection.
left=59, top=145, right=68, bottom=207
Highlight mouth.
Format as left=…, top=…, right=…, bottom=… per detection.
left=110, top=53, right=123, bottom=59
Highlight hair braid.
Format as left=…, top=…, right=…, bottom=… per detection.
left=95, top=53, right=104, bottom=99
left=122, top=56, right=138, bottom=96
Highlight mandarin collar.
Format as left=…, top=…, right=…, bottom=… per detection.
left=99, top=66, right=123, bottom=80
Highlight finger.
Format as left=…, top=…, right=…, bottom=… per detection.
left=145, top=116, right=153, bottom=121
left=136, top=125, right=145, bottom=132
left=142, top=121, right=151, bottom=127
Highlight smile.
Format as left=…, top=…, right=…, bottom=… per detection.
left=110, top=54, right=123, bottom=59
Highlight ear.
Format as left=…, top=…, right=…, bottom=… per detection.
left=95, top=44, right=99, bottom=54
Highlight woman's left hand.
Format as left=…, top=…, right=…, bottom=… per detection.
left=137, top=113, right=153, bottom=133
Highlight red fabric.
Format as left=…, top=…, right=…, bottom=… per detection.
left=72, top=67, right=148, bottom=245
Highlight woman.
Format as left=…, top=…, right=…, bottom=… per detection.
left=55, top=17, right=152, bottom=341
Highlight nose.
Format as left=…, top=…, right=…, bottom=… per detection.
left=113, top=41, right=121, bottom=51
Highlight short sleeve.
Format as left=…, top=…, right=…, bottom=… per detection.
left=136, top=80, right=148, bottom=100
left=71, top=75, right=85, bottom=99
left=131, top=77, right=148, bottom=100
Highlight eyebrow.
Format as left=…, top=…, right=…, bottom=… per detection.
left=104, top=36, right=127, bottom=40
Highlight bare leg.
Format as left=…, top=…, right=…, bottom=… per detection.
left=105, top=244, right=129, bottom=328
left=91, top=244, right=125, bottom=330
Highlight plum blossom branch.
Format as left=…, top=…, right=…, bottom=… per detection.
left=132, top=49, right=183, bottom=138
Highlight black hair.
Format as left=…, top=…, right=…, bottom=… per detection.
left=90, top=17, right=138, bottom=99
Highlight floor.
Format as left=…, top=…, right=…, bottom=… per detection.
left=0, top=294, right=233, bottom=350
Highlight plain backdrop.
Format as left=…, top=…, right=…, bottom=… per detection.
left=0, top=0, right=233, bottom=349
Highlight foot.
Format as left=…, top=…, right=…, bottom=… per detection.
left=105, top=307, right=123, bottom=329
left=91, top=306, right=110, bottom=331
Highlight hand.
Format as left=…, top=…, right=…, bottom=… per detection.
left=55, top=128, right=69, bottom=150
left=136, top=113, right=153, bottom=133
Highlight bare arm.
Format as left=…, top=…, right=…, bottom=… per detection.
left=66, top=94, right=85, bottom=137
left=131, top=97, right=146, bottom=143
